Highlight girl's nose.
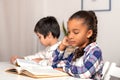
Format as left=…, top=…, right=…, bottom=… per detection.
left=68, top=33, right=73, bottom=39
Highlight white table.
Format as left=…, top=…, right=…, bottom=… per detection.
left=0, top=62, right=91, bottom=80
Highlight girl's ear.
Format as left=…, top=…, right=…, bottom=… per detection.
left=87, top=30, right=93, bottom=38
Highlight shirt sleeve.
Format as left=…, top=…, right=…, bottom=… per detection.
left=24, top=50, right=46, bottom=60
left=63, top=49, right=102, bottom=79
left=52, top=49, right=64, bottom=68
left=52, top=49, right=74, bottom=68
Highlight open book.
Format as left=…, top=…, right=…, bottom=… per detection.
left=6, top=59, right=68, bottom=78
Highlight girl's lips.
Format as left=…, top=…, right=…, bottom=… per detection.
left=69, top=41, right=75, bottom=45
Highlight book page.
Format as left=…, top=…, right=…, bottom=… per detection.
left=6, top=66, right=68, bottom=78
left=22, top=66, right=68, bottom=76
left=6, top=59, right=68, bottom=78
left=6, top=66, right=23, bottom=74
left=16, top=59, right=39, bottom=67
left=16, top=59, right=52, bottom=68
left=16, top=59, right=67, bottom=76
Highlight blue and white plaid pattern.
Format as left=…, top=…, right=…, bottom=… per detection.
left=52, top=42, right=103, bottom=79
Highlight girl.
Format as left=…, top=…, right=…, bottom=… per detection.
left=52, top=10, right=103, bottom=79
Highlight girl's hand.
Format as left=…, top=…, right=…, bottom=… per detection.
left=59, top=36, right=70, bottom=51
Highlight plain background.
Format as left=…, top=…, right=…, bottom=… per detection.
left=0, top=0, right=120, bottom=66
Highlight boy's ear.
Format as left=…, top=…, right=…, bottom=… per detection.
left=87, top=30, right=93, bottom=38
left=47, top=32, right=52, bottom=38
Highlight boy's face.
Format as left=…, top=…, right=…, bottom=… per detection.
left=36, top=32, right=49, bottom=46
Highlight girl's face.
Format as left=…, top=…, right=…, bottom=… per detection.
left=67, top=19, right=92, bottom=49
left=36, top=32, right=50, bottom=46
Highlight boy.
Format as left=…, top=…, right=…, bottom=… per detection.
left=10, top=16, right=61, bottom=66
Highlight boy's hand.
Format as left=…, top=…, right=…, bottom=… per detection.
left=10, top=55, right=23, bottom=65
left=32, top=58, right=43, bottom=63
left=10, top=55, right=19, bottom=64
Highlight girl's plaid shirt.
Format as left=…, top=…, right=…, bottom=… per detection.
left=52, top=42, right=103, bottom=79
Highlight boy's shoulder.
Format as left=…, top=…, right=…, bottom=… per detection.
left=49, top=41, right=61, bottom=51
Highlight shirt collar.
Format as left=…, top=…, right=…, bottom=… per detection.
left=48, top=41, right=61, bottom=51
left=84, top=42, right=98, bottom=52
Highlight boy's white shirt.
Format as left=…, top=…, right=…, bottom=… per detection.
left=24, top=41, right=61, bottom=66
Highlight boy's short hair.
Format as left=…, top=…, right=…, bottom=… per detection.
left=34, top=16, right=60, bottom=38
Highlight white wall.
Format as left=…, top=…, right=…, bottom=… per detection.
left=0, top=0, right=45, bottom=61
left=97, top=0, right=120, bottom=65
left=0, top=0, right=120, bottom=65
left=43, top=0, right=83, bottom=41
